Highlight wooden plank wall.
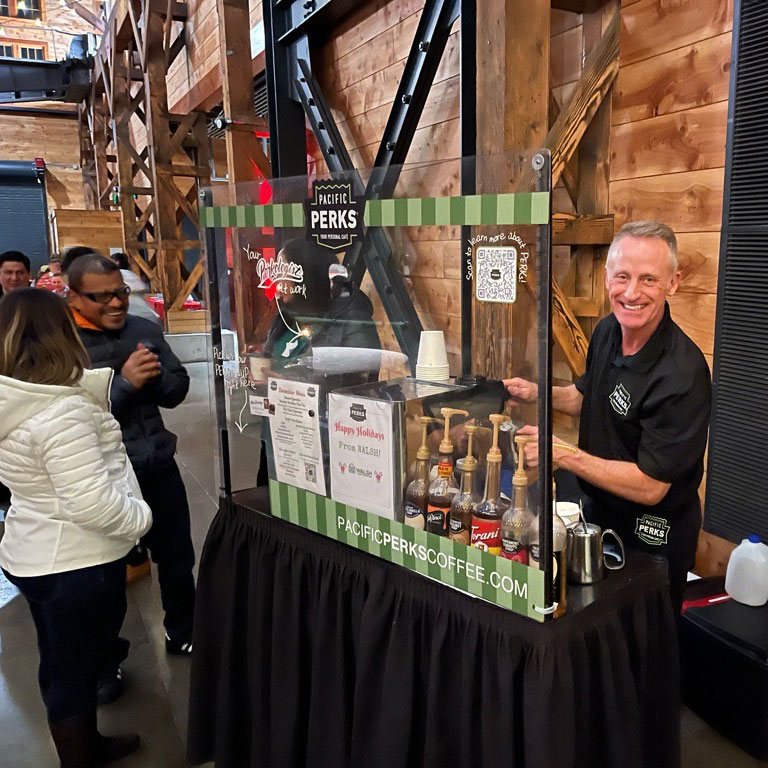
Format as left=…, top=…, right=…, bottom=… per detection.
left=0, top=112, right=84, bottom=211
left=166, top=0, right=263, bottom=112
left=50, top=208, right=123, bottom=253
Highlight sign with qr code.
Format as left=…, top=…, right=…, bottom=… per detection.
left=475, top=246, right=518, bottom=304
left=268, top=378, right=326, bottom=495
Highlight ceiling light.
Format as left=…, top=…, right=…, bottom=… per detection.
left=17, top=0, right=27, bottom=10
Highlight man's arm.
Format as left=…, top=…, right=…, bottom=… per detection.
left=517, top=425, right=671, bottom=506
left=503, top=378, right=583, bottom=416
left=557, top=449, right=671, bottom=506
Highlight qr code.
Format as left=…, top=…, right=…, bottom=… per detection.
left=475, top=246, right=518, bottom=304
left=304, top=463, right=317, bottom=484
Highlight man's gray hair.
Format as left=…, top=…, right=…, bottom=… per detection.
left=606, top=221, right=679, bottom=273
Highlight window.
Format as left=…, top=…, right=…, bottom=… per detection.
left=0, top=0, right=9, bottom=17
left=15, top=0, right=41, bottom=19
left=18, top=45, right=44, bottom=60
left=0, top=39, right=48, bottom=60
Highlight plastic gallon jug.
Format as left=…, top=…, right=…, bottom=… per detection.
left=725, top=535, right=768, bottom=607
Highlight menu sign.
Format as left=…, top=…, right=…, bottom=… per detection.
left=268, top=378, right=326, bottom=495
left=329, top=393, right=395, bottom=519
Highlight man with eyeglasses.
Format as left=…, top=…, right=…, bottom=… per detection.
left=67, top=255, right=196, bottom=680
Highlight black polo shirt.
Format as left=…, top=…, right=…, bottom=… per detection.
left=575, top=303, right=711, bottom=522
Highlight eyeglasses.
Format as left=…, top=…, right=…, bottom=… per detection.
left=81, top=285, right=132, bottom=304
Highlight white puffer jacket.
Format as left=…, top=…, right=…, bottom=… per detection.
left=0, top=368, right=152, bottom=576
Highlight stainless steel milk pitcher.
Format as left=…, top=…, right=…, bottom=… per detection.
left=566, top=523, right=625, bottom=585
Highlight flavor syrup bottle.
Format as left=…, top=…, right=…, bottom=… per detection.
left=500, top=434, right=533, bottom=563
left=470, top=414, right=508, bottom=555
left=448, top=425, right=480, bottom=544
left=403, top=417, right=433, bottom=529
left=425, top=408, right=468, bottom=536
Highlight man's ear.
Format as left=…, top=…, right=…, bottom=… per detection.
left=68, top=289, right=83, bottom=312
left=667, top=269, right=682, bottom=297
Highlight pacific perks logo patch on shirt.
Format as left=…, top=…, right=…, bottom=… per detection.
left=635, top=514, right=670, bottom=546
left=609, top=382, right=631, bottom=416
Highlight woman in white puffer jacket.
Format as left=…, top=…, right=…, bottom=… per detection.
left=0, top=288, right=152, bottom=768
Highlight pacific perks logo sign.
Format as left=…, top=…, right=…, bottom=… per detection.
left=304, top=180, right=365, bottom=250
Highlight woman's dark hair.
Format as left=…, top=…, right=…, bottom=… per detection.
left=0, top=288, right=89, bottom=385
left=278, top=239, right=338, bottom=315
left=61, top=246, right=102, bottom=274
left=111, top=252, right=130, bottom=270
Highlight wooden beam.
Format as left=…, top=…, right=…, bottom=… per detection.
left=167, top=28, right=186, bottom=69
left=552, top=213, right=614, bottom=245
left=565, top=297, right=601, bottom=317
left=545, top=10, right=619, bottom=189
left=553, top=282, right=590, bottom=376
left=216, top=0, right=272, bottom=352
left=144, top=9, right=183, bottom=308
left=168, top=260, right=204, bottom=312
left=474, top=0, right=550, bottom=379
left=548, top=90, right=579, bottom=209
left=575, top=0, right=617, bottom=336
left=147, top=0, right=188, bottom=21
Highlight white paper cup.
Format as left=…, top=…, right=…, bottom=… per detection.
left=556, top=501, right=582, bottom=528
left=248, top=355, right=271, bottom=384
left=416, top=330, right=449, bottom=368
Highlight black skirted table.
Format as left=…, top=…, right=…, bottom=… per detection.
left=188, top=488, right=680, bottom=768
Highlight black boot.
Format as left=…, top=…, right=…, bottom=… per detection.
left=49, top=711, right=98, bottom=768
left=96, top=732, right=141, bottom=764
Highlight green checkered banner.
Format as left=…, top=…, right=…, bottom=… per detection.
left=269, top=479, right=546, bottom=621
left=200, top=191, right=549, bottom=229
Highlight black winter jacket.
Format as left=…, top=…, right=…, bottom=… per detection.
left=77, top=315, right=190, bottom=476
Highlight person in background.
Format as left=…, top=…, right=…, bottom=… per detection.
left=110, top=252, right=161, bottom=324
left=0, top=288, right=152, bottom=767
left=61, top=246, right=98, bottom=275
left=67, top=255, right=196, bottom=657
left=0, top=251, right=31, bottom=296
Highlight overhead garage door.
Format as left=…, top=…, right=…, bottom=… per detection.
left=0, top=159, right=50, bottom=274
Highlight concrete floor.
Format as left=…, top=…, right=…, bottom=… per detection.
left=0, top=361, right=764, bottom=767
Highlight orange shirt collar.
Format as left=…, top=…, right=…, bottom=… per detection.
left=71, top=308, right=102, bottom=331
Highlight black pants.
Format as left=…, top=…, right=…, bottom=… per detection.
left=137, top=459, right=196, bottom=640
left=589, top=496, right=700, bottom=615
left=4, top=560, right=126, bottom=723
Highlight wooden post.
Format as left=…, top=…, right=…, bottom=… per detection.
left=576, top=1, right=618, bottom=334
left=216, top=0, right=272, bottom=352
left=144, top=8, right=183, bottom=308
left=474, top=0, right=550, bottom=379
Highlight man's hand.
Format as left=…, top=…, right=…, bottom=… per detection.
left=121, top=343, right=161, bottom=390
left=515, top=424, right=578, bottom=468
left=503, top=377, right=538, bottom=403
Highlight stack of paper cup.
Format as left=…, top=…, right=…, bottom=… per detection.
left=415, top=330, right=450, bottom=382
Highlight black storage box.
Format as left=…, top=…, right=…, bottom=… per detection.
left=680, top=595, right=768, bottom=760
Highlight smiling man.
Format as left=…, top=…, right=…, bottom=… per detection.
left=67, top=254, right=197, bottom=669
left=506, top=222, right=711, bottom=611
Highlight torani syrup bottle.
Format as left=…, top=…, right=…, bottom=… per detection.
left=470, top=414, right=508, bottom=555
